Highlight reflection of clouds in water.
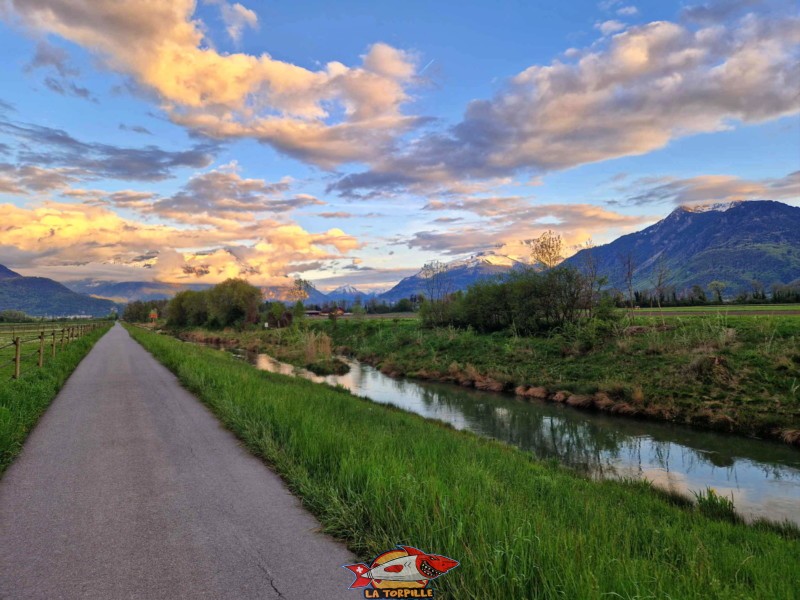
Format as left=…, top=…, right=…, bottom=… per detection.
left=252, top=352, right=800, bottom=526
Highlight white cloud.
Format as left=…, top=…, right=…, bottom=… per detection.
left=3, top=0, right=420, bottom=168
left=596, top=20, right=627, bottom=35
left=331, top=11, right=800, bottom=197
left=214, top=1, right=258, bottom=43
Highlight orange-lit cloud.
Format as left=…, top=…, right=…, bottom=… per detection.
left=408, top=202, right=652, bottom=257
left=330, top=12, right=800, bottom=196
left=1, top=200, right=360, bottom=284
left=3, top=0, right=420, bottom=167
left=614, top=170, right=800, bottom=207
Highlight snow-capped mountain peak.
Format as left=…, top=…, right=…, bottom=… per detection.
left=679, top=200, right=744, bottom=214
left=446, top=251, right=519, bottom=269
left=331, top=284, right=362, bottom=295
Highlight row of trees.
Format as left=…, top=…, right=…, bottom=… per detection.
left=613, top=279, right=799, bottom=307
left=166, top=279, right=262, bottom=328
left=0, top=310, right=34, bottom=323
left=122, top=299, right=169, bottom=323
left=421, top=267, right=601, bottom=335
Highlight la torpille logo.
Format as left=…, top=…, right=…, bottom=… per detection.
left=343, top=545, right=459, bottom=598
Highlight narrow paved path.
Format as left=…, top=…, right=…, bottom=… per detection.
left=0, top=324, right=355, bottom=599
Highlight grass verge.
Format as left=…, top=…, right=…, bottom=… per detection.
left=0, top=325, right=111, bottom=475
left=126, top=324, right=799, bottom=600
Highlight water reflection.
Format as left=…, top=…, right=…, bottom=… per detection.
left=250, top=352, right=800, bottom=525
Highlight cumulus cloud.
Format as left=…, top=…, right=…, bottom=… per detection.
left=330, top=10, right=800, bottom=197
left=681, top=0, right=762, bottom=25
left=407, top=201, right=651, bottom=256
left=596, top=20, right=627, bottom=35
left=207, top=0, right=258, bottom=43
left=24, top=40, right=96, bottom=101
left=2, top=0, right=421, bottom=168
left=0, top=163, right=85, bottom=193
left=0, top=200, right=360, bottom=284
left=0, top=119, right=215, bottom=181
left=614, top=170, right=800, bottom=206
left=42, top=77, right=95, bottom=101
left=54, top=163, right=328, bottom=226
left=148, top=163, right=296, bottom=223
left=25, top=40, right=78, bottom=77
left=119, top=123, right=152, bottom=135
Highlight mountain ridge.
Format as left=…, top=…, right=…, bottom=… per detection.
left=0, top=270, right=119, bottom=317
left=566, top=200, right=800, bottom=294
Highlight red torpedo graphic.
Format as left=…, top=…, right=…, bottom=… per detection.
left=343, top=546, right=459, bottom=589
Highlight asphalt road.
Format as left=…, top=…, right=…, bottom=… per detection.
left=0, top=323, right=356, bottom=600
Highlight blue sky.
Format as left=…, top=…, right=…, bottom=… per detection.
left=0, top=0, right=797, bottom=292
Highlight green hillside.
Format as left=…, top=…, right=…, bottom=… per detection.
left=0, top=266, right=119, bottom=317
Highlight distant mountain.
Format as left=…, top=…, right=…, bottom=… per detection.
left=326, top=284, right=375, bottom=305
left=378, top=252, right=521, bottom=303
left=66, top=280, right=213, bottom=303
left=0, top=265, right=22, bottom=280
left=565, top=200, right=800, bottom=295
left=0, top=266, right=119, bottom=317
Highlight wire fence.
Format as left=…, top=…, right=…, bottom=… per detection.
left=0, top=321, right=109, bottom=381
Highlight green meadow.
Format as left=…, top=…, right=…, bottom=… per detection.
left=127, top=324, right=800, bottom=600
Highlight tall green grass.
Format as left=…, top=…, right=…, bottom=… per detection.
left=127, top=325, right=800, bottom=600
left=0, top=325, right=111, bottom=474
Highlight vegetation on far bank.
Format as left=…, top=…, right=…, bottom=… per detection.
left=313, top=316, right=800, bottom=445
left=125, top=324, right=800, bottom=600
left=0, top=324, right=111, bottom=475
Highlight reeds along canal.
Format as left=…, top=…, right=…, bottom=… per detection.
left=227, top=347, right=800, bottom=527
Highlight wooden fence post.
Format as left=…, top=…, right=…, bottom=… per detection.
left=60, top=328, right=66, bottom=350
left=51, top=331, right=57, bottom=357
left=38, top=331, right=45, bottom=368
left=13, top=337, right=20, bottom=379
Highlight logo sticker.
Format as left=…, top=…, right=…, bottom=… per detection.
left=343, top=545, right=459, bottom=598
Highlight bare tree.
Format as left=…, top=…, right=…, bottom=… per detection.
left=527, top=230, right=563, bottom=270
left=421, top=260, right=453, bottom=303
left=620, top=251, right=637, bottom=318
left=574, top=238, right=604, bottom=318
left=421, top=261, right=454, bottom=326
left=750, top=279, right=765, bottom=301
left=653, top=255, right=670, bottom=325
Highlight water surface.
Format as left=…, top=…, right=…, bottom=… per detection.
left=246, top=352, right=800, bottom=526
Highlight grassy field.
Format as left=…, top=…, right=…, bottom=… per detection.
left=0, top=324, right=111, bottom=474
left=0, top=321, right=108, bottom=381
left=126, top=324, right=800, bottom=599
